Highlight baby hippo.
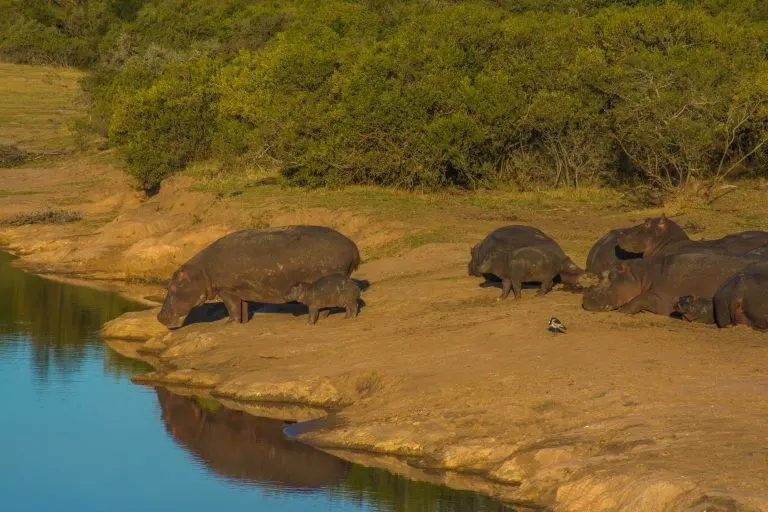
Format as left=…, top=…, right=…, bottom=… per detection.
left=673, top=295, right=715, bottom=324
left=284, top=273, right=361, bottom=325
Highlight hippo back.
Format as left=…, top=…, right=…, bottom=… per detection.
left=471, top=225, right=564, bottom=273
left=196, top=226, right=360, bottom=304
left=705, top=231, right=768, bottom=254
left=714, top=262, right=768, bottom=329
left=655, top=250, right=764, bottom=300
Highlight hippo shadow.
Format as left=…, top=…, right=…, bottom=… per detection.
left=180, top=298, right=368, bottom=326
left=615, top=245, right=643, bottom=261
left=352, top=278, right=371, bottom=292
left=478, top=274, right=566, bottom=291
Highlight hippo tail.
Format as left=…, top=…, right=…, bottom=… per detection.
left=349, top=243, right=361, bottom=274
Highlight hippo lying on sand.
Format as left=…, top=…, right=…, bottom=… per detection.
left=582, top=251, right=763, bottom=316
left=587, top=215, right=768, bottom=275
left=618, top=214, right=768, bottom=258
left=157, top=226, right=360, bottom=328
left=284, top=273, right=361, bottom=325
left=469, top=225, right=583, bottom=300
left=713, top=263, right=768, bottom=331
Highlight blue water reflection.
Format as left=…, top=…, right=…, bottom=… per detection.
left=0, top=252, right=515, bottom=512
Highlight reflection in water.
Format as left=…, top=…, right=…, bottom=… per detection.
left=156, top=388, right=351, bottom=489
left=0, top=252, right=148, bottom=379
left=157, top=389, right=517, bottom=512
left=0, top=252, right=518, bottom=511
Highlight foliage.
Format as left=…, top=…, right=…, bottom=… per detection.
left=109, top=57, right=221, bottom=186
left=3, top=0, right=768, bottom=194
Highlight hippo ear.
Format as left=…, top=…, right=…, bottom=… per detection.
left=657, top=215, right=667, bottom=231
left=643, top=219, right=652, bottom=228
left=169, top=283, right=177, bottom=294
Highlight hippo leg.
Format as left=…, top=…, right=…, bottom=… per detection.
left=219, top=292, right=244, bottom=323
left=536, top=277, right=555, bottom=297
left=240, top=300, right=249, bottom=323
left=498, top=279, right=512, bottom=300
left=733, top=298, right=749, bottom=326
left=308, top=307, right=320, bottom=325
left=346, top=301, right=359, bottom=319
left=511, top=280, right=522, bottom=300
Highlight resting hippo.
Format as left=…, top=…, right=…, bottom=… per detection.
left=713, top=263, right=768, bottom=331
left=586, top=229, right=643, bottom=275
left=468, top=225, right=583, bottom=300
left=582, top=251, right=763, bottom=316
left=157, top=226, right=360, bottom=328
left=672, top=295, right=715, bottom=324
left=284, top=273, right=360, bottom=325
left=618, top=214, right=768, bottom=257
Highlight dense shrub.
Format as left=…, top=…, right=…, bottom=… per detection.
left=109, top=57, right=221, bottom=186
left=4, top=0, right=768, bottom=193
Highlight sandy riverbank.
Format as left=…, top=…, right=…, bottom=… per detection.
left=2, top=158, right=768, bottom=511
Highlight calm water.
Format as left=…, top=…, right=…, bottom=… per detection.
left=0, top=252, right=516, bottom=512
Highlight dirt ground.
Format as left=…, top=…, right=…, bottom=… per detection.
left=3, top=63, right=768, bottom=511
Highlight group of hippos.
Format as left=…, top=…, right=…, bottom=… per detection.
left=156, top=216, right=768, bottom=332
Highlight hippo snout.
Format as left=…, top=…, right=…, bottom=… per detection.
left=582, top=289, right=615, bottom=312
left=157, top=305, right=185, bottom=329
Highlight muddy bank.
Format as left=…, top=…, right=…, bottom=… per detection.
left=4, top=160, right=768, bottom=511
left=99, top=242, right=768, bottom=512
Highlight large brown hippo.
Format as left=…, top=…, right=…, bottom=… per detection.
left=587, top=215, right=768, bottom=275
left=713, top=263, right=768, bottom=331
left=157, top=226, right=360, bottom=328
left=468, top=225, right=583, bottom=300
left=582, top=251, right=763, bottom=316
left=617, top=214, right=768, bottom=258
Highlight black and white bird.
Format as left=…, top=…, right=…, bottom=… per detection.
left=548, top=317, right=567, bottom=335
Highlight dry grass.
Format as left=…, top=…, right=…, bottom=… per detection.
left=5, top=208, right=82, bottom=226
left=0, top=144, right=28, bottom=167
left=0, top=62, right=84, bottom=153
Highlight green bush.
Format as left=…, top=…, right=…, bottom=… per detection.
left=109, top=57, right=221, bottom=186
left=5, top=0, right=767, bottom=195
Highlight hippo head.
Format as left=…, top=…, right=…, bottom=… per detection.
left=284, top=283, right=310, bottom=303
left=673, top=295, right=714, bottom=323
left=558, top=258, right=585, bottom=286
left=157, top=266, right=209, bottom=329
left=582, top=263, right=641, bottom=311
left=616, top=214, right=683, bottom=255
